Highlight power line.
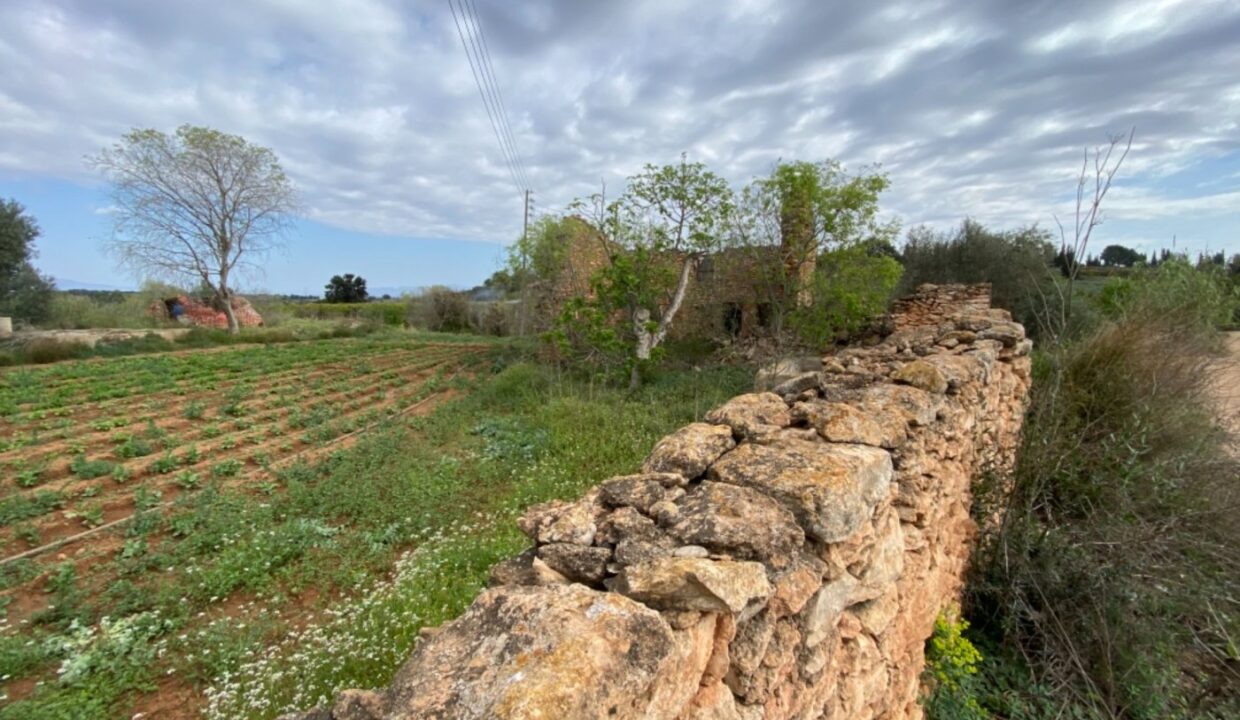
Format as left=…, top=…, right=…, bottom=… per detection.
left=447, top=0, right=529, bottom=195
left=448, top=0, right=522, bottom=194
left=455, top=0, right=527, bottom=191
left=461, top=0, right=530, bottom=190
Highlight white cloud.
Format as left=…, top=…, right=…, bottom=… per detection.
left=0, top=0, right=1236, bottom=253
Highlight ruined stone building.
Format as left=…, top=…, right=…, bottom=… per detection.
left=533, top=217, right=815, bottom=341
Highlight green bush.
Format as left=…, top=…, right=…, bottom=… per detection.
left=967, top=261, right=1240, bottom=719
left=788, top=244, right=903, bottom=346
left=290, top=301, right=405, bottom=327
left=409, top=287, right=471, bottom=333
left=901, top=219, right=1057, bottom=334
left=923, top=611, right=985, bottom=720
left=19, top=338, right=91, bottom=364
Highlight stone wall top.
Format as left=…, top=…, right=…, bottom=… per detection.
left=889, top=283, right=994, bottom=330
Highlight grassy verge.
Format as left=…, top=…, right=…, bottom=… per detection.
left=932, top=260, right=1240, bottom=720
left=0, top=360, right=750, bottom=719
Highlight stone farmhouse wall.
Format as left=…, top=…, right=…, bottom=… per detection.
left=285, top=284, right=1032, bottom=720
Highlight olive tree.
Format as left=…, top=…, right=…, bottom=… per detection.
left=89, top=125, right=295, bottom=333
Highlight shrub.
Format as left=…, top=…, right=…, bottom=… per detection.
left=410, top=286, right=471, bottom=333
left=967, top=262, right=1240, bottom=719
left=900, top=219, right=1056, bottom=334
left=21, top=339, right=90, bottom=364
left=923, top=611, right=985, bottom=720
left=469, top=301, right=515, bottom=336
left=788, top=244, right=903, bottom=346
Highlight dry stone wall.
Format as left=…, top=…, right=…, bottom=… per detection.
left=284, top=284, right=1031, bottom=720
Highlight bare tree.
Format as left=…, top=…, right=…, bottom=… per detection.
left=89, top=125, right=295, bottom=333
left=1050, top=128, right=1134, bottom=337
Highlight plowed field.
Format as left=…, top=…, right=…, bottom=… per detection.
left=0, top=336, right=484, bottom=610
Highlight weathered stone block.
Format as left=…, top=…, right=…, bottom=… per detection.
left=705, top=392, right=793, bottom=438
left=380, top=585, right=677, bottom=719
left=667, top=481, right=804, bottom=564
left=708, top=440, right=893, bottom=543
left=611, top=557, right=771, bottom=613
left=891, top=360, right=949, bottom=394
left=643, top=422, right=737, bottom=479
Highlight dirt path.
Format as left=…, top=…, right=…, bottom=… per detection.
left=1209, top=332, right=1240, bottom=455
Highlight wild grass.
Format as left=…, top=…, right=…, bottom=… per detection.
left=958, top=260, right=1240, bottom=720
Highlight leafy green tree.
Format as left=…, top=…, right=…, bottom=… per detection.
left=89, top=125, right=296, bottom=333
left=1099, top=243, right=1144, bottom=267
left=730, top=160, right=896, bottom=340
left=789, top=243, right=903, bottom=346
left=324, top=273, right=368, bottom=303
left=559, top=156, right=734, bottom=387
left=0, top=198, right=56, bottom=324
left=504, top=216, right=575, bottom=292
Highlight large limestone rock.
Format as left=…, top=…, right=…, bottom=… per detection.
left=705, top=393, right=792, bottom=438
left=792, top=400, right=907, bottom=448
left=380, top=584, right=678, bottom=719
left=643, top=422, right=737, bottom=479
left=667, top=482, right=804, bottom=564
left=517, top=493, right=600, bottom=546
left=611, top=557, right=771, bottom=613
left=891, top=360, right=948, bottom=394
left=755, top=356, right=820, bottom=391
left=708, top=440, right=894, bottom=543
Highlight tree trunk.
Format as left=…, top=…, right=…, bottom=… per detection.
left=631, top=308, right=654, bottom=390
left=221, top=295, right=240, bottom=334
left=627, top=256, right=697, bottom=390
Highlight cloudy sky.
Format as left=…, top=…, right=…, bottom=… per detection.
left=1, top=0, right=1237, bottom=294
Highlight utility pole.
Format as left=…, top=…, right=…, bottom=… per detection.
left=523, top=189, right=531, bottom=244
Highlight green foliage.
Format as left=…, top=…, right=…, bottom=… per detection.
left=502, top=215, right=577, bottom=295
left=70, top=454, right=115, bottom=479
left=1097, top=256, right=1238, bottom=330
left=968, top=261, right=1240, bottom=719
left=900, top=219, right=1056, bottom=333
left=0, top=490, right=64, bottom=527
left=923, top=612, right=985, bottom=720
left=738, top=159, right=894, bottom=254
left=1099, top=243, right=1145, bottom=267
left=555, top=156, right=734, bottom=385
left=0, top=198, right=56, bottom=324
left=149, top=452, right=179, bottom=474
left=15, top=466, right=42, bottom=488
left=211, top=459, right=243, bottom=479
left=46, top=284, right=174, bottom=330
left=113, top=434, right=154, bottom=459
left=323, top=273, right=368, bottom=303
left=184, top=400, right=207, bottom=420
left=788, top=243, right=903, bottom=346
left=724, top=159, right=896, bottom=344
left=410, top=286, right=472, bottom=332
left=290, top=301, right=405, bottom=326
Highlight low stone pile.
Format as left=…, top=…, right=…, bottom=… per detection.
left=284, top=284, right=1031, bottom=720
left=888, top=283, right=994, bottom=331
